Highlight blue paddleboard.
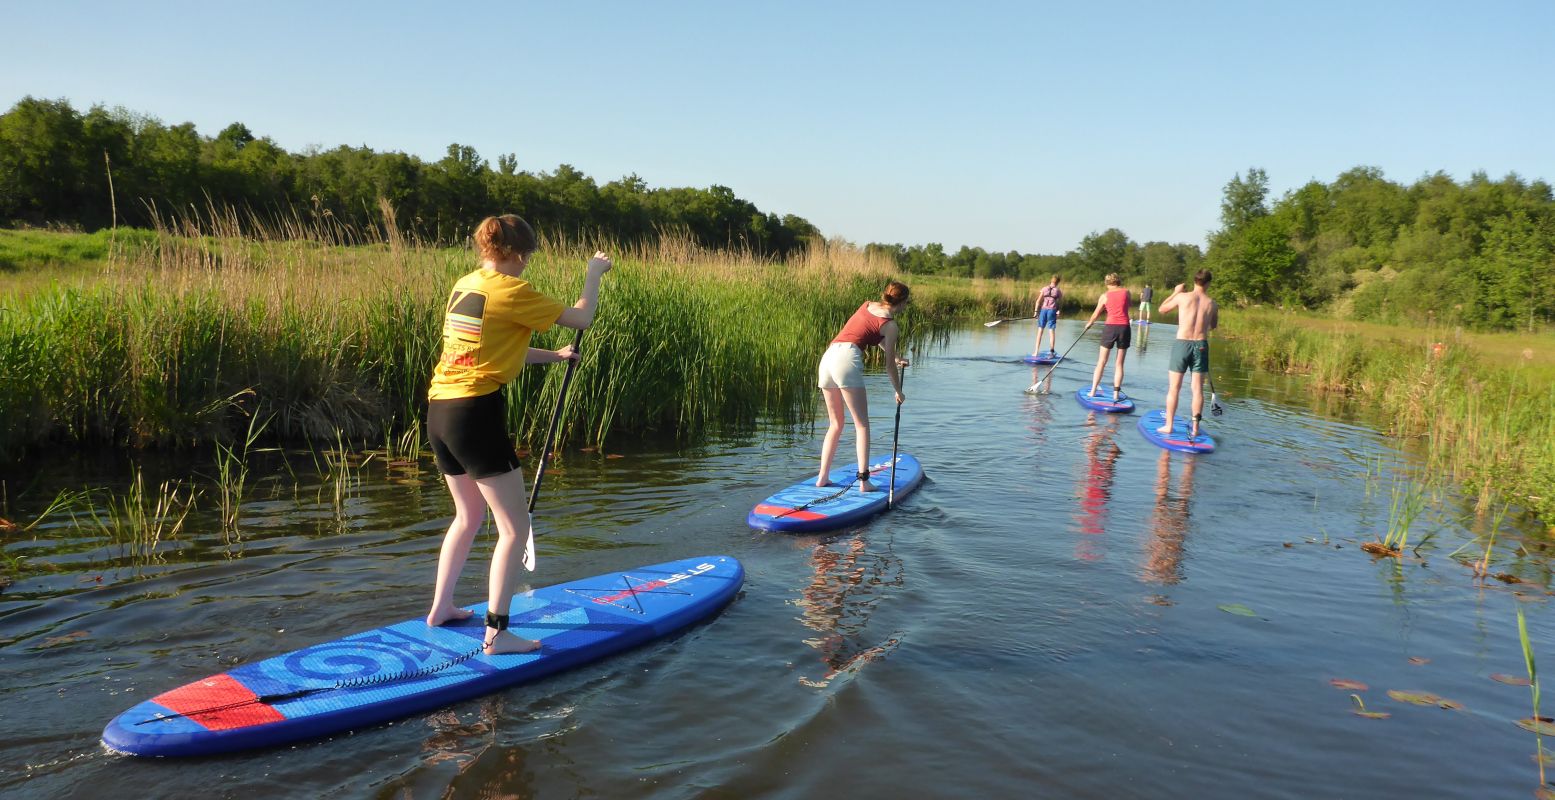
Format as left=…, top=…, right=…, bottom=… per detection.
left=747, top=454, right=924, bottom=533
left=1075, top=388, right=1136, bottom=414
left=1021, top=351, right=1062, bottom=365
left=1136, top=409, right=1215, bottom=453
left=1133, top=320, right=1151, bottom=325
left=102, top=556, right=743, bottom=757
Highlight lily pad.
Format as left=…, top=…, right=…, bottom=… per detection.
left=1492, top=673, right=1534, bottom=687
left=1218, top=604, right=1257, bottom=617
left=1519, top=717, right=1555, bottom=736
left=1330, top=678, right=1369, bottom=690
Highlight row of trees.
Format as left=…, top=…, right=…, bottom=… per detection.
left=0, top=97, right=820, bottom=255
left=1206, top=166, right=1555, bottom=330
left=866, top=233, right=1204, bottom=288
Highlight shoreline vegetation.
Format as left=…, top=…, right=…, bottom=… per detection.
left=0, top=224, right=1037, bottom=460
left=2, top=225, right=1550, bottom=527
left=1216, top=309, right=1554, bottom=524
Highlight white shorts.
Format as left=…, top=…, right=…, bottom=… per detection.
left=817, top=342, right=865, bottom=389
left=1139, top=301, right=1152, bottom=313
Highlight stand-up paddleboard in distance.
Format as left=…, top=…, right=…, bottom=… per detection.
left=103, top=556, right=743, bottom=757
left=1137, top=409, right=1215, bottom=453
left=748, top=454, right=924, bottom=533
left=1076, top=388, right=1136, bottom=413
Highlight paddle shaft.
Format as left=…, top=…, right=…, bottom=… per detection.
left=1032, top=324, right=1092, bottom=391
left=888, top=346, right=909, bottom=509
left=529, top=328, right=586, bottom=514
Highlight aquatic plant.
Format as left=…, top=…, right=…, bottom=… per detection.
left=0, top=221, right=1028, bottom=460
left=210, top=411, right=270, bottom=536
left=1520, top=607, right=1549, bottom=790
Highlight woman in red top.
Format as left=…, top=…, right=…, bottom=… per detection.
left=1082, top=273, right=1133, bottom=402
left=815, top=281, right=910, bottom=492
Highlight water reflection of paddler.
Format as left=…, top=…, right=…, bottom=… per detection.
left=1143, top=449, right=1195, bottom=585
left=1073, top=415, right=1122, bottom=562
left=794, top=536, right=903, bottom=688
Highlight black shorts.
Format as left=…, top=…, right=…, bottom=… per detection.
left=427, top=391, right=522, bottom=478
left=1100, top=323, right=1132, bottom=350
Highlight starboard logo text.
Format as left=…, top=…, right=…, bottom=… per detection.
left=593, top=562, right=716, bottom=605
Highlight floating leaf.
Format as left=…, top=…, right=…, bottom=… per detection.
left=1534, top=785, right=1555, bottom=800
left=1331, top=679, right=1369, bottom=690
left=1496, top=573, right=1526, bottom=584
left=1492, top=673, right=1534, bottom=686
left=606, top=454, right=625, bottom=459
left=1387, top=690, right=1463, bottom=709
left=1218, top=604, right=1257, bottom=617
left=1408, top=657, right=1431, bottom=666
left=0, top=517, right=17, bottom=534
left=579, top=447, right=597, bottom=453
left=1519, top=717, right=1555, bottom=736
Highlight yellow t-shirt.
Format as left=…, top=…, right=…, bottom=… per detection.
left=427, top=268, right=567, bottom=400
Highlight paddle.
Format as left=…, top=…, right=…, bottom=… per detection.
left=984, top=316, right=1035, bottom=327
left=888, top=345, right=911, bottom=509
left=1024, top=323, right=1092, bottom=394
left=524, top=328, right=586, bottom=570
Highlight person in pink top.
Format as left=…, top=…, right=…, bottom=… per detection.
left=1081, top=273, right=1133, bottom=402
left=816, top=281, right=910, bottom=493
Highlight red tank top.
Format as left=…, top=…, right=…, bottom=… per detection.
left=1104, top=289, right=1131, bottom=325
left=832, top=302, right=892, bottom=347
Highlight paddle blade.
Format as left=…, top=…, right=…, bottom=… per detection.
left=1211, top=393, right=1223, bottom=416
left=522, top=526, right=536, bottom=571
left=984, top=320, right=1002, bottom=327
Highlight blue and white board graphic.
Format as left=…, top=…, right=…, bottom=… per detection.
left=1136, top=409, right=1215, bottom=453
left=1075, top=388, right=1136, bottom=413
left=747, top=454, right=924, bottom=533
left=1021, top=351, right=1062, bottom=365
left=102, top=556, right=743, bottom=757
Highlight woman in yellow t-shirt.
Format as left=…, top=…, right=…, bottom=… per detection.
left=424, top=214, right=611, bottom=655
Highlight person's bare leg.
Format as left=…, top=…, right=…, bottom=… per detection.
left=474, top=468, right=541, bottom=655
left=839, top=386, right=877, bottom=492
left=1044, top=325, right=1057, bottom=354
left=427, top=473, right=485, bottom=626
left=1033, top=325, right=1044, bottom=356
left=817, top=388, right=845, bottom=486
left=1189, top=371, right=1206, bottom=437
left=1158, top=371, right=1185, bottom=433
left=1113, top=348, right=1128, bottom=399
left=1088, top=346, right=1109, bottom=396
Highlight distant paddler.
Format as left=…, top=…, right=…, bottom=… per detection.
left=1155, top=270, right=1219, bottom=438
left=816, top=281, right=910, bottom=493
left=1032, top=275, right=1063, bottom=357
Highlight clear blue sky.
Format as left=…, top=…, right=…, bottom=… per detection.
left=3, top=0, right=1551, bottom=253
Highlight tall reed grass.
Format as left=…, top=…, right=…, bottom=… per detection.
left=0, top=219, right=1027, bottom=460
left=1216, top=308, right=1555, bottom=524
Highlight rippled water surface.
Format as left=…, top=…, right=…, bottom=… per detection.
left=3, top=321, right=1552, bottom=799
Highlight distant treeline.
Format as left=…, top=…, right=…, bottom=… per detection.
left=865, top=234, right=1204, bottom=290
left=1205, top=167, right=1555, bottom=331
left=0, top=97, right=819, bottom=256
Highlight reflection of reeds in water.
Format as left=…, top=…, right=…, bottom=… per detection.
left=793, top=537, right=905, bottom=688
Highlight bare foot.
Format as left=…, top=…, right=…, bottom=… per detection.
left=1155, top=423, right=1174, bottom=434
left=426, top=607, right=474, bottom=627
left=815, top=477, right=834, bottom=488
left=1190, top=422, right=1200, bottom=437
left=485, top=629, right=542, bottom=655
left=859, top=480, right=879, bottom=493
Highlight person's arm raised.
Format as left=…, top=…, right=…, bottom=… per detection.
left=555, top=252, right=612, bottom=329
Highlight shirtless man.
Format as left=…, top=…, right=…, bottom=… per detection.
left=1155, top=270, right=1219, bottom=437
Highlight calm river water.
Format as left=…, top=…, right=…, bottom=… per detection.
left=2, top=321, right=1551, bottom=799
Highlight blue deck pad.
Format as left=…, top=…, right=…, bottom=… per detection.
left=1136, top=409, right=1216, bottom=453
left=102, top=556, right=743, bottom=757
left=1075, top=388, right=1136, bottom=414
left=747, top=454, right=925, bottom=533
left=1021, top=352, right=1062, bottom=365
